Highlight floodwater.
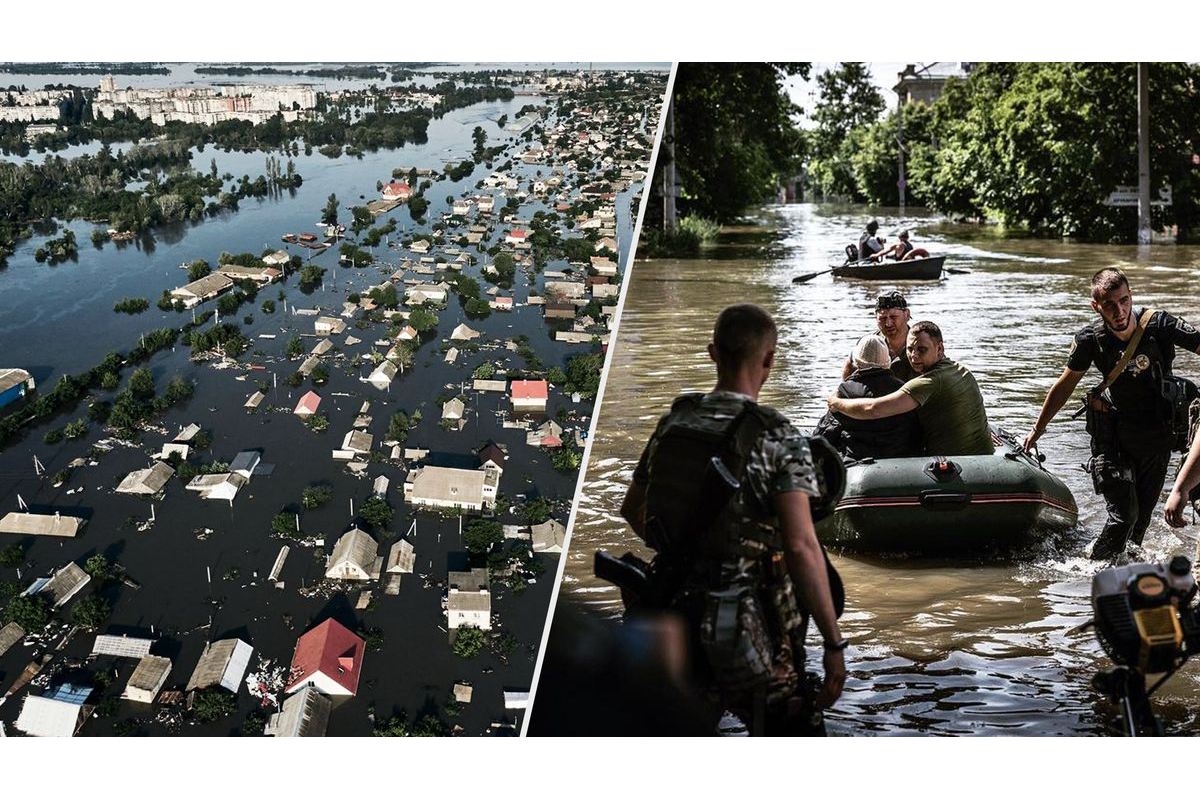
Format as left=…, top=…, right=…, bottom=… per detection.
left=560, top=203, right=1200, bottom=735
left=0, top=75, right=656, bottom=735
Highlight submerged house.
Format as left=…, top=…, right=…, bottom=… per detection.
left=447, top=568, right=491, bottom=631
left=186, top=638, right=253, bottom=693
left=15, top=683, right=92, bottom=737
left=284, top=618, right=365, bottom=697
left=170, top=272, right=233, bottom=308
left=264, top=684, right=332, bottom=737
left=116, top=461, right=175, bottom=496
left=325, top=527, right=382, bottom=581
left=122, top=655, right=172, bottom=704
left=0, top=368, right=35, bottom=411
left=403, top=463, right=499, bottom=512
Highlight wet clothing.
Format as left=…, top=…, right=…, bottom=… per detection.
left=815, top=367, right=922, bottom=460
left=632, top=390, right=823, bottom=732
left=1065, top=309, right=1200, bottom=557
left=899, top=357, right=994, bottom=456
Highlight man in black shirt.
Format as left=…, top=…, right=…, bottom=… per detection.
left=1024, top=268, right=1200, bottom=559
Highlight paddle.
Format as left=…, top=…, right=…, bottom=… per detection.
left=792, top=268, right=834, bottom=284
left=944, top=267, right=971, bottom=275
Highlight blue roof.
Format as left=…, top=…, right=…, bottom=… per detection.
left=45, top=683, right=92, bottom=706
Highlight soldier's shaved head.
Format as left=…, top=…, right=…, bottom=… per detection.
left=712, top=303, right=777, bottom=373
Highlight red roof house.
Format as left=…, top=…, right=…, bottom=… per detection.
left=382, top=182, right=412, bottom=200
left=510, top=379, right=549, bottom=410
left=505, top=229, right=529, bottom=244
left=285, top=618, right=365, bottom=697
left=293, top=391, right=322, bottom=417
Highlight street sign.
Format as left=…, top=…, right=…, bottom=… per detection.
left=1104, top=184, right=1172, bottom=207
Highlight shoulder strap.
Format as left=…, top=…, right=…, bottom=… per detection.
left=1097, top=308, right=1156, bottom=393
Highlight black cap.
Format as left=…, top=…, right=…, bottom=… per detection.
left=875, top=291, right=908, bottom=311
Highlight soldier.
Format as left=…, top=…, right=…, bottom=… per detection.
left=619, top=303, right=846, bottom=735
left=1024, top=268, right=1200, bottom=560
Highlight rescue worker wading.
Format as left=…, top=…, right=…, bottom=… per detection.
left=1024, top=268, right=1200, bottom=560
left=620, top=303, right=847, bottom=735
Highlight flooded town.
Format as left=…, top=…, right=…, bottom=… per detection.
left=0, top=62, right=667, bottom=736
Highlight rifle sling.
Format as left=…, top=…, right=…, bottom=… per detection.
left=1097, top=307, right=1156, bottom=395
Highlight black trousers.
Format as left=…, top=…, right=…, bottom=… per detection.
left=1092, top=428, right=1173, bottom=560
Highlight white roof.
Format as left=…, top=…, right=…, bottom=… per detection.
left=407, top=466, right=487, bottom=506
left=450, top=323, right=480, bottom=341
left=442, top=398, right=465, bottom=420
left=92, top=634, right=154, bottom=659
left=16, top=693, right=86, bottom=737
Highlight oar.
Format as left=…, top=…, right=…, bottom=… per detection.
left=944, top=267, right=971, bottom=275
left=792, top=268, right=835, bottom=284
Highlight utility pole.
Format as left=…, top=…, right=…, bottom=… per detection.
left=1137, top=62, right=1152, bottom=245
left=663, top=96, right=677, bottom=231
left=895, top=63, right=946, bottom=214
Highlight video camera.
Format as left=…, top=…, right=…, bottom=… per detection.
left=1089, top=556, right=1200, bottom=735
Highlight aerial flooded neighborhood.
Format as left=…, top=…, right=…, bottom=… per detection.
left=0, top=62, right=667, bottom=736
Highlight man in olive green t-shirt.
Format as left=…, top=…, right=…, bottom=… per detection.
left=827, top=321, right=993, bottom=456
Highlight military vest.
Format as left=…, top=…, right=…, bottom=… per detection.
left=643, top=393, right=792, bottom=564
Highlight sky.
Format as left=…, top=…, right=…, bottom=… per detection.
left=786, top=62, right=923, bottom=127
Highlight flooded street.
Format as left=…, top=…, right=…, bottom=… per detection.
left=0, top=64, right=663, bottom=735
left=563, top=203, right=1200, bottom=735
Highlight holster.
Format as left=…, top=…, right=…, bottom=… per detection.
left=1084, top=390, right=1120, bottom=458
left=1088, top=453, right=1132, bottom=495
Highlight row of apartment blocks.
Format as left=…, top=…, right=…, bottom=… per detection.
left=0, top=89, right=72, bottom=123
left=92, top=75, right=318, bottom=126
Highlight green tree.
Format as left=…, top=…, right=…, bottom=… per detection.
left=848, top=102, right=936, bottom=206
left=186, top=259, right=211, bottom=281
left=192, top=687, right=238, bottom=722
left=522, top=496, right=553, bottom=524
left=452, top=626, right=486, bottom=658
left=918, top=62, right=1200, bottom=240
left=128, top=367, right=155, bottom=399
left=386, top=411, right=411, bottom=442
left=647, top=63, right=809, bottom=225
left=321, top=193, right=340, bottom=226
left=807, top=62, right=886, bottom=200
left=408, top=307, right=438, bottom=331
left=285, top=337, right=304, bottom=358
left=410, top=713, right=449, bottom=737
left=84, top=554, right=113, bottom=582
left=374, top=714, right=409, bottom=736
left=551, top=445, right=583, bottom=473
left=301, top=484, right=333, bottom=509
left=463, top=518, right=503, bottom=554
left=71, top=595, right=112, bottom=629
left=4, top=594, right=50, bottom=631
left=359, top=496, right=393, bottom=529
left=0, top=544, right=25, bottom=567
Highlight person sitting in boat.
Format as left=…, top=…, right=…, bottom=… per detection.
left=856, top=220, right=885, bottom=262
left=841, top=291, right=917, bottom=382
left=873, top=230, right=930, bottom=262
left=815, top=335, right=923, bottom=460
left=827, top=321, right=994, bottom=457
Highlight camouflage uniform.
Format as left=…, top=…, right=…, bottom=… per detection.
left=632, top=390, right=822, bottom=721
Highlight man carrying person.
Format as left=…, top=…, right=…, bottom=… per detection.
left=828, top=321, right=994, bottom=457
left=620, top=303, right=846, bottom=735
left=1024, top=268, right=1200, bottom=560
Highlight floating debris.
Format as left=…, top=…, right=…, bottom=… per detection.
left=245, top=655, right=286, bottom=709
